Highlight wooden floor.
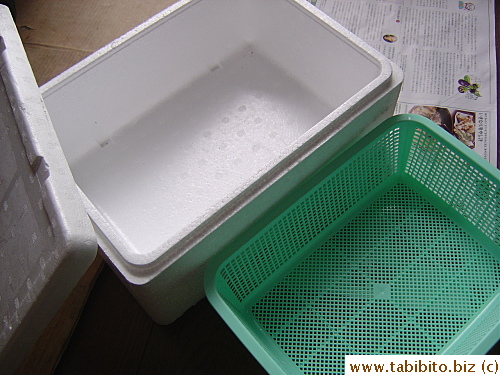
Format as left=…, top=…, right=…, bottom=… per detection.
left=51, top=262, right=500, bottom=374
left=10, top=0, right=500, bottom=373
left=53, top=262, right=267, bottom=375
left=52, top=262, right=500, bottom=374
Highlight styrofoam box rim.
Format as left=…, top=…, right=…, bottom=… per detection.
left=41, top=0, right=399, bottom=284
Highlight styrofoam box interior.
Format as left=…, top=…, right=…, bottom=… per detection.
left=41, top=0, right=398, bottom=321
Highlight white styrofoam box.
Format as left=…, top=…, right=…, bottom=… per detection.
left=41, top=0, right=403, bottom=323
left=0, top=6, right=97, bottom=373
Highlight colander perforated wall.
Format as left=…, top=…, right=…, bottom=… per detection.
left=407, top=128, right=499, bottom=245
left=221, top=129, right=401, bottom=303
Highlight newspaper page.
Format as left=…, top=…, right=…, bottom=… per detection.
left=309, top=0, right=497, bottom=167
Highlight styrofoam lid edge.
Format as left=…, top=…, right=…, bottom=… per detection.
left=0, top=7, right=96, bottom=255
left=0, top=6, right=97, bottom=372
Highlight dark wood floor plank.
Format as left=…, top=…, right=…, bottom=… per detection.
left=54, top=265, right=154, bottom=375
left=16, top=256, right=105, bottom=375
left=54, top=264, right=266, bottom=375
left=137, top=299, right=266, bottom=375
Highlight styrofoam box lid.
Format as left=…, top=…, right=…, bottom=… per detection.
left=0, top=6, right=97, bottom=373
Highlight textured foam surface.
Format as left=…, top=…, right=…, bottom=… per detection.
left=0, top=7, right=96, bottom=372
left=71, top=46, right=330, bottom=255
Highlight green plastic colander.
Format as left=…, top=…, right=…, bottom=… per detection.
left=205, top=114, right=500, bottom=375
